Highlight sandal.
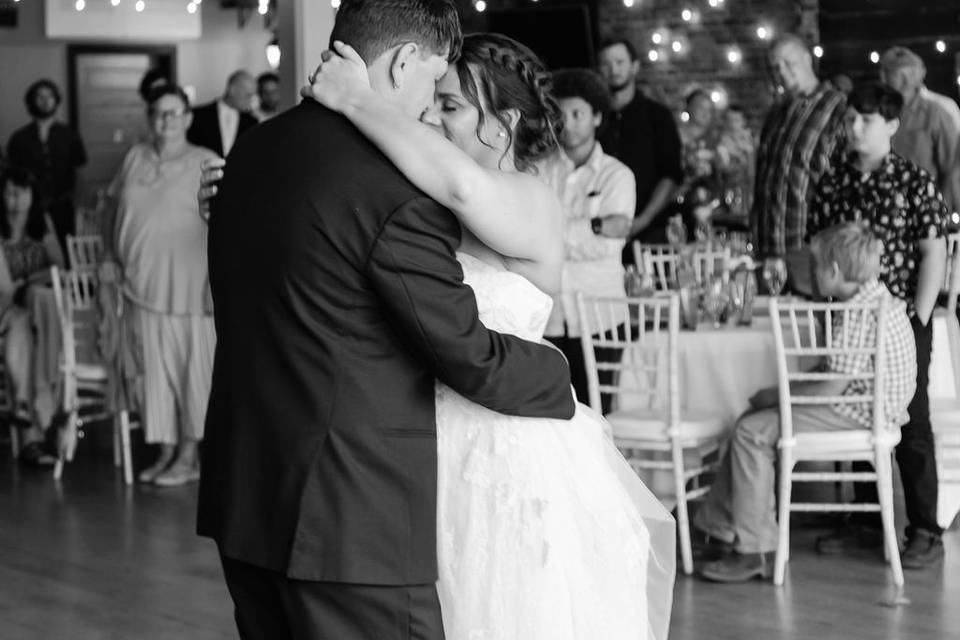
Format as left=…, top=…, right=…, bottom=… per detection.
left=19, top=441, right=57, bottom=467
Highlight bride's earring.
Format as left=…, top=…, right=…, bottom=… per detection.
left=497, top=129, right=506, bottom=138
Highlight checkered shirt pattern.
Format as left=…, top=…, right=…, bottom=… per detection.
left=753, top=84, right=847, bottom=258
left=826, top=280, right=917, bottom=430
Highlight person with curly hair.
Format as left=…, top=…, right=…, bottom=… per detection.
left=538, top=68, right=635, bottom=413
left=301, top=31, right=673, bottom=640
left=6, top=79, right=87, bottom=259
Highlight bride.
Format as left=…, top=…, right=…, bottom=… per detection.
left=207, top=33, right=674, bottom=640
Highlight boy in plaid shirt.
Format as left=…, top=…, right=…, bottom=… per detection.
left=695, top=222, right=916, bottom=582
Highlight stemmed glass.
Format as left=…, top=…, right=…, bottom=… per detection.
left=701, top=275, right=728, bottom=329
left=762, top=257, right=787, bottom=296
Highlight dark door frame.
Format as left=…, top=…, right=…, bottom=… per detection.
left=66, top=43, right=177, bottom=127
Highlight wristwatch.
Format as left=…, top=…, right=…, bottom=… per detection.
left=590, top=217, right=603, bottom=235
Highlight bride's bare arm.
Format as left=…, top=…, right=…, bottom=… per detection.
left=305, top=43, right=563, bottom=280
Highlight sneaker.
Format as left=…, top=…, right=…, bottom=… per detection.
left=815, top=523, right=885, bottom=556
left=901, top=529, right=944, bottom=569
left=699, top=551, right=775, bottom=583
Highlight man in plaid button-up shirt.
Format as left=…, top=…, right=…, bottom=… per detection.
left=695, top=223, right=915, bottom=583
left=752, top=34, right=846, bottom=262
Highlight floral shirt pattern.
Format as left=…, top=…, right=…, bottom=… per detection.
left=807, top=152, right=948, bottom=317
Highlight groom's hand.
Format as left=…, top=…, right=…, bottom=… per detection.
left=198, top=157, right=226, bottom=222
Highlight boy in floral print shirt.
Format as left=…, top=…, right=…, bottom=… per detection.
left=807, top=81, right=948, bottom=568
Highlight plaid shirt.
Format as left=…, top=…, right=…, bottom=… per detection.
left=753, top=84, right=847, bottom=258
left=827, top=280, right=916, bottom=430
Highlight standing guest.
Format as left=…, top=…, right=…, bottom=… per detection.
left=6, top=79, right=87, bottom=259
left=138, top=68, right=171, bottom=103
left=187, top=70, right=259, bottom=158
left=597, top=38, right=682, bottom=260
left=880, top=47, right=960, bottom=213
left=695, top=222, right=916, bottom=582
left=104, top=85, right=218, bottom=486
left=0, top=167, right=64, bottom=466
left=715, top=104, right=756, bottom=220
left=254, top=72, right=282, bottom=121
left=753, top=34, right=846, bottom=266
left=808, top=81, right=948, bottom=568
left=538, top=68, right=635, bottom=411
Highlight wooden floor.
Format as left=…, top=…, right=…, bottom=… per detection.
left=2, top=441, right=959, bottom=640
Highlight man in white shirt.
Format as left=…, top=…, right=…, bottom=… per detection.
left=539, top=68, right=636, bottom=411
left=187, top=71, right=259, bottom=158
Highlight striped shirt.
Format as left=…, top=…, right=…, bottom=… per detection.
left=827, top=280, right=916, bottom=430
left=753, top=84, right=847, bottom=258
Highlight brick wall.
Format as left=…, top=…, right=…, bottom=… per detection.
left=595, top=0, right=820, bottom=130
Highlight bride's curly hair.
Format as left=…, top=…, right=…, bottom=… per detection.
left=454, top=33, right=562, bottom=172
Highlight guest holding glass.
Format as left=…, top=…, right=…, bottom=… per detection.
left=103, top=85, right=218, bottom=486
left=0, top=166, right=65, bottom=465
left=807, top=81, right=948, bottom=568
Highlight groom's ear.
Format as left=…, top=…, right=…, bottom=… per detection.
left=389, top=42, right=420, bottom=91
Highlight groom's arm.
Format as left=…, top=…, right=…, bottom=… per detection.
left=366, top=196, right=575, bottom=420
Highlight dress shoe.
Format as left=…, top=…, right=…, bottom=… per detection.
left=815, top=523, right=885, bottom=555
left=699, top=551, right=774, bottom=583
left=688, top=526, right=734, bottom=562
left=901, top=529, right=944, bottom=569
left=152, top=464, right=200, bottom=487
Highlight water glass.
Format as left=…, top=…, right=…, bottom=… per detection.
left=762, top=257, right=787, bottom=296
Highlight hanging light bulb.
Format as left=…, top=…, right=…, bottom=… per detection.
left=75, top=0, right=85, bottom=10
left=726, top=47, right=742, bottom=65
left=187, top=1, right=197, bottom=13
left=266, top=37, right=281, bottom=69
left=648, top=50, right=659, bottom=62
left=111, top=0, right=121, bottom=6
left=474, top=0, right=486, bottom=11
left=331, top=0, right=341, bottom=7
left=869, top=51, right=879, bottom=64
left=756, top=25, right=773, bottom=40
left=813, top=45, right=824, bottom=58
left=258, top=3, right=268, bottom=14
left=681, top=8, right=692, bottom=21
left=936, top=40, right=947, bottom=53
left=623, top=0, right=634, bottom=6
left=651, top=32, right=663, bottom=45
left=135, top=0, right=145, bottom=11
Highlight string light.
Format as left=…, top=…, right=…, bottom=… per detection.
left=936, top=40, right=946, bottom=53
left=331, top=0, right=340, bottom=7
left=648, top=50, right=659, bottom=62
left=813, top=45, right=824, bottom=58
left=258, top=2, right=268, bottom=14
left=681, top=8, right=692, bottom=21
left=672, top=41, right=684, bottom=53
left=651, top=32, right=663, bottom=44
left=622, top=0, right=634, bottom=7
left=726, top=47, right=742, bottom=64
left=756, top=25, right=773, bottom=40
left=869, top=51, right=879, bottom=64
left=135, top=0, right=144, bottom=11
left=474, top=0, right=486, bottom=11
left=710, top=90, right=721, bottom=103
left=707, top=0, right=723, bottom=6
left=111, top=0, right=121, bottom=6
left=187, top=1, right=197, bottom=13
left=75, top=0, right=85, bottom=10
left=680, top=111, right=690, bottom=122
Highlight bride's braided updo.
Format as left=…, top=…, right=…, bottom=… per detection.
left=454, top=33, right=561, bottom=171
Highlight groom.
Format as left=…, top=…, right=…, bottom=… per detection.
left=197, top=0, right=576, bottom=638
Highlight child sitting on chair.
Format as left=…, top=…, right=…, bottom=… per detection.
left=692, top=221, right=917, bottom=583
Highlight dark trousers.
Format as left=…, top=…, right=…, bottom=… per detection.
left=220, top=554, right=445, bottom=640
left=546, top=327, right=623, bottom=414
left=854, top=316, right=942, bottom=536
left=48, top=200, right=75, bottom=266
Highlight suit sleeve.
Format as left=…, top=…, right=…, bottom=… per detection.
left=366, top=196, right=576, bottom=420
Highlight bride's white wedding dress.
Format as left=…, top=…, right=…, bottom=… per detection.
left=435, top=253, right=675, bottom=640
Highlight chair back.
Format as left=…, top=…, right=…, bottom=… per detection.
left=51, top=267, right=100, bottom=369
left=576, top=292, right=680, bottom=425
left=66, top=235, right=104, bottom=273
left=769, top=297, right=888, bottom=444
left=638, top=245, right=731, bottom=291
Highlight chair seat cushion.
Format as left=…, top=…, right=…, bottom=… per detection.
left=606, top=407, right=726, bottom=442
left=74, top=363, right=109, bottom=381
left=791, top=429, right=901, bottom=456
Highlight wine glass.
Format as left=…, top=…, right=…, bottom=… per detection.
left=701, top=275, right=728, bottom=329
left=762, top=257, right=787, bottom=297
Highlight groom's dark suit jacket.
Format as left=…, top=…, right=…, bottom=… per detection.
left=197, top=100, right=575, bottom=585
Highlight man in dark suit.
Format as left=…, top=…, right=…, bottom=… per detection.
left=187, top=70, right=259, bottom=158
left=197, top=0, right=575, bottom=637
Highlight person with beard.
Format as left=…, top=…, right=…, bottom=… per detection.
left=596, top=38, right=682, bottom=264
left=254, top=72, right=282, bottom=121
left=7, top=79, right=87, bottom=260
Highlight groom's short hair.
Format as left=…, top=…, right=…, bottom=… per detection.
left=330, top=0, right=462, bottom=64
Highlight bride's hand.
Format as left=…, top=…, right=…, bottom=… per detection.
left=300, top=41, right=372, bottom=113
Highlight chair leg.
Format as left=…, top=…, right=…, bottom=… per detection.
left=673, top=452, right=694, bottom=575
left=119, top=411, right=133, bottom=486
left=113, top=421, right=122, bottom=468
left=9, top=425, right=19, bottom=459
left=774, top=451, right=793, bottom=586
left=876, top=451, right=904, bottom=587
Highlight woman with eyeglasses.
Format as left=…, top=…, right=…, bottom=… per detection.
left=103, top=84, right=218, bottom=486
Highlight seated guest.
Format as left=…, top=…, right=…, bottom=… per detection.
left=694, top=222, right=917, bottom=582
left=538, top=68, right=635, bottom=411
left=808, top=81, right=948, bottom=567
left=105, top=85, right=218, bottom=486
left=0, top=166, right=65, bottom=465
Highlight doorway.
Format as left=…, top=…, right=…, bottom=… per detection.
left=67, top=45, right=176, bottom=203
